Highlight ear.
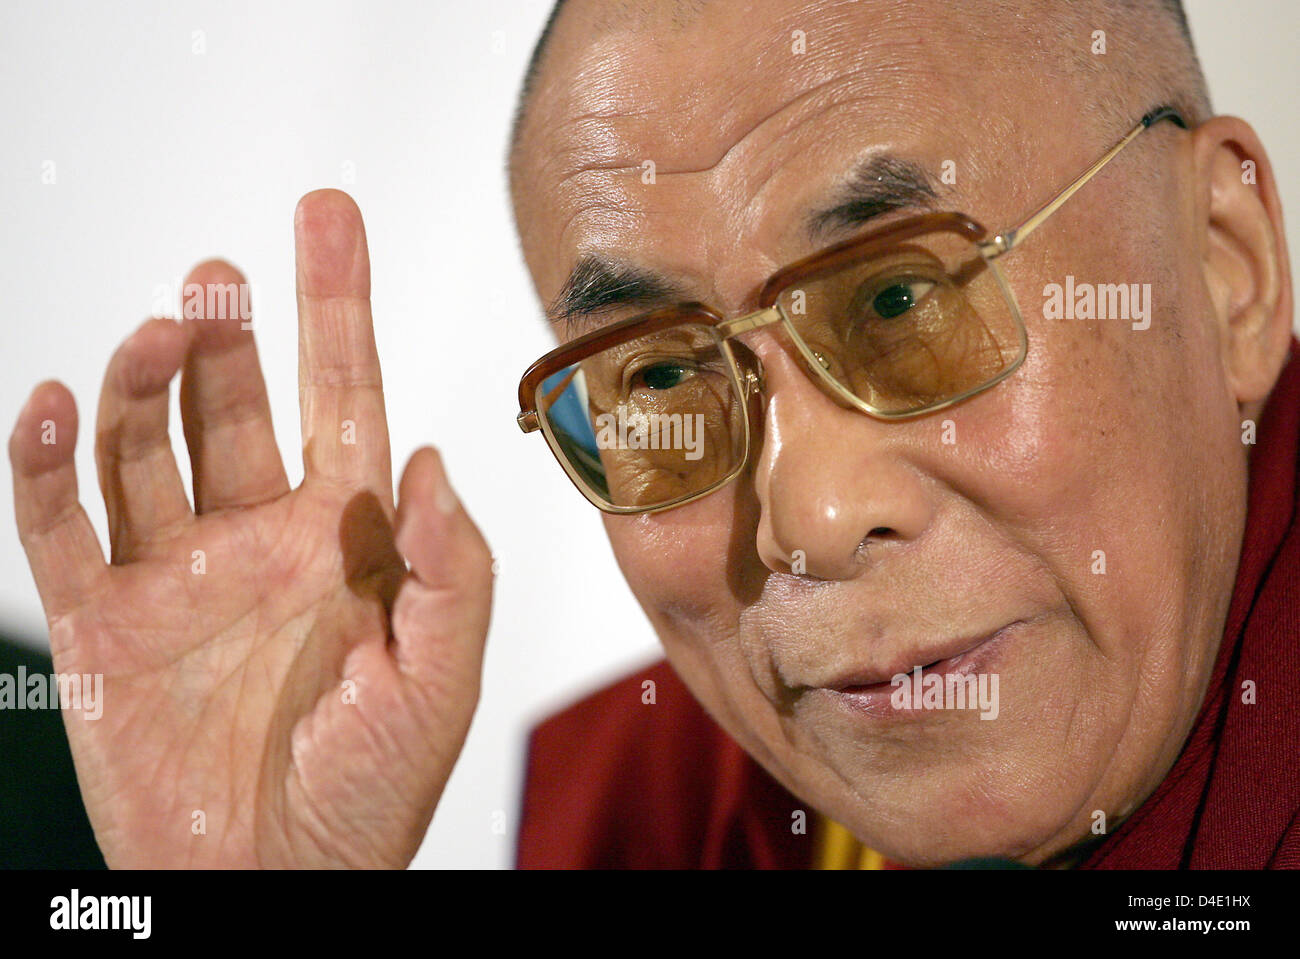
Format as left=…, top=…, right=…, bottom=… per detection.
left=1193, top=115, right=1294, bottom=405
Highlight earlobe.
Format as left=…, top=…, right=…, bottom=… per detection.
left=1195, top=116, right=1294, bottom=405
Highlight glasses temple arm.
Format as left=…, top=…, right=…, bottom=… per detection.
left=980, top=107, right=1187, bottom=259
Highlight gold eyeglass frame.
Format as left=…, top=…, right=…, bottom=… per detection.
left=516, top=107, right=1188, bottom=515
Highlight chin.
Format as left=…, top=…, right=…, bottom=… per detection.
left=846, top=780, right=1091, bottom=867
left=776, top=723, right=1106, bottom=867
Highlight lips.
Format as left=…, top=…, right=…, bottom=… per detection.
left=823, top=626, right=1010, bottom=692
left=811, top=622, right=1021, bottom=721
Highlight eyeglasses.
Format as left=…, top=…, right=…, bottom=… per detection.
left=516, top=108, right=1186, bottom=514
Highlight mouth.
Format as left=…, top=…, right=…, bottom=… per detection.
left=827, top=625, right=1011, bottom=691
left=818, top=622, right=1020, bottom=718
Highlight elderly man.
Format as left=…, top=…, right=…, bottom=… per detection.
left=8, top=0, right=1297, bottom=869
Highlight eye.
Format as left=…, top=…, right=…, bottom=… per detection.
left=870, top=280, right=935, bottom=319
left=636, top=362, right=693, bottom=390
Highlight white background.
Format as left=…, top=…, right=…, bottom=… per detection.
left=1, top=0, right=1296, bottom=868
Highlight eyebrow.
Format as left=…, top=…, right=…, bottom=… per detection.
left=549, top=152, right=941, bottom=335
left=806, top=154, right=939, bottom=241
left=548, top=256, right=691, bottom=336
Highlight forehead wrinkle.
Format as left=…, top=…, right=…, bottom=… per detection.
left=528, top=4, right=983, bottom=196
left=533, top=14, right=920, bottom=193
left=548, top=79, right=984, bottom=312
left=546, top=63, right=912, bottom=196
left=529, top=41, right=684, bottom=172
left=691, top=82, right=977, bottom=267
left=547, top=53, right=979, bottom=242
left=717, top=89, right=956, bottom=231
left=523, top=0, right=1111, bottom=224
left=522, top=4, right=1046, bottom=310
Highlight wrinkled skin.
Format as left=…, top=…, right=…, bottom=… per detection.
left=10, top=193, right=493, bottom=867
left=510, top=0, right=1293, bottom=865
left=9, top=0, right=1293, bottom=869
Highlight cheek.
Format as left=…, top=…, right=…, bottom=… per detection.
left=959, top=323, right=1138, bottom=522
left=603, top=483, right=753, bottom=630
left=603, top=485, right=783, bottom=752
left=951, top=302, right=1240, bottom=674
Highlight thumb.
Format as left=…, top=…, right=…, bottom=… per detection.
left=390, top=446, right=494, bottom=709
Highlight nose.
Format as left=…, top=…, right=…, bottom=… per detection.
left=750, top=339, right=935, bottom=580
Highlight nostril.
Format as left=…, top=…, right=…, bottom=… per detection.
left=854, top=528, right=896, bottom=564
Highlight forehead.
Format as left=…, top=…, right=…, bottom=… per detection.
left=515, top=0, right=1081, bottom=307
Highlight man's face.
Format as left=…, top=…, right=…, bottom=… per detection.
left=513, top=0, right=1247, bottom=864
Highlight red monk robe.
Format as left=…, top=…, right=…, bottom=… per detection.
left=517, top=342, right=1300, bottom=870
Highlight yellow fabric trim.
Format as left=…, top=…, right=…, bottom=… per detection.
left=858, top=845, right=886, bottom=870
left=814, top=815, right=887, bottom=870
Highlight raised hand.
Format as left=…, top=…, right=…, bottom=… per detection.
left=9, top=190, right=493, bottom=868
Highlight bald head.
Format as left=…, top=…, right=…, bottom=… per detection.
left=508, top=0, right=1210, bottom=212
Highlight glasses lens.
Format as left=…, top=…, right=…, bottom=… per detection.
left=775, top=231, right=1022, bottom=414
left=535, top=322, right=747, bottom=511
